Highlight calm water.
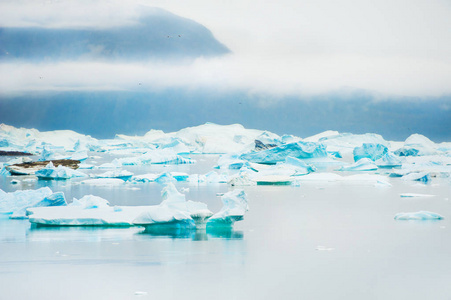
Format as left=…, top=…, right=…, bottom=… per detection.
left=1, top=154, right=451, bottom=299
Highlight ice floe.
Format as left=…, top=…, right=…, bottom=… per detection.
left=35, top=162, right=87, bottom=180
left=0, top=187, right=67, bottom=218
left=240, top=141, right=328, bottom=164
left=339, top=158, right=377, bottom=171
left=394, top=211, right=444, bottom=220
left=400, top=193, right=435, bottom=197
left=206, top=189, right=248, bottom=227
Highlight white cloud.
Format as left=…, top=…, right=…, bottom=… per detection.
left=0, top=0, right=450, bottom=97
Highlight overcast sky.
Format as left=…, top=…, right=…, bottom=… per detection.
left=0, top=0, right=450, bottom=97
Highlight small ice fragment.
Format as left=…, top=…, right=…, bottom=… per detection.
left=134, top=291, right=148, bottom=296
left=216, top=193, right=224, bottom=196
left=316, top=246, right=335, bottom=251
left=10, top=179, right=19, bottom=184
left=400, top=193, right=435, bottom=198
left=180, top=187, right=190, bottom=193
left=394, top=211, right=444, bottom=220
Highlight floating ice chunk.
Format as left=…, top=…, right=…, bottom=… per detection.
left=0, top=187, right=67, bottom=218
left=113, top=149, right=194, bottom=166
left=81, top=178, right=125, bottom=186
left=157, top=138, right=190, bottom=154
left=38, top=148, right=70, bottom=161
left=130, top=173, right=159, bottom=183
left=4, top=156, right=33, bottom=166
left=12, top=191, right=67, bottom=219
left=35, top=162, right=87, bottom=179
left=28, top=205, right=149, bottom=226
left=228, top=168, right=257, bottom=186
left=154, top=172, right=176, bottom=184
left=204, top=171, right=228, bottom=183
left=70, top=195, right=110, bottom=209
left=96, top=170, right=134, bottom=181
left=395, top=134, right=437, bottom=156
left=375, top=152, right=403, bottom=168
left=173, top=123, right=271, bottom=154
left=240, top=141, right=327, bottom=164
left=394, top=211, right=443, bottom=220
left=207, top=189, right=248, bottom=228
left=216, top=154, right=252, bottom=170
left=78, top=163, right=95, bottom=169
left=170, top=172, right=190, bottom=181
left=374, top=180, right=392, bottom=187
left=256, top=175, right=293, bottom=185
left=70, top=151, right=88, bottom=161
left=402, top=172, right=431, bottom=183
left=400, top=193, right=435, bottom=197
left=339, top=158, right=377, bottom=171
left=284, top=156, right=316, bottom=174
left=133, top=183, right=213, bottom=229
left=98, top=162, right=121, bottom=169
left=353, top=143, right=388, bottom=161
left=318, top=133, right=389, bottom=155
left=316, top=246, right=335, bottom=251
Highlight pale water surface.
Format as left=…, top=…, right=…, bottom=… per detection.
left=1, top=155, right=451, bottom=299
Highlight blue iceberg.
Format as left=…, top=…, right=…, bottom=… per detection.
left=353, top=143, right=388, bottom=162
left=0, top=187, right=67, bottom=218
left=207, top=189, right=249, bottom=228
left=339, top=158, right=378, bottom=171
left=239, top=141, right=327, bottom=165
left=35, top=162, right=87, bottom=180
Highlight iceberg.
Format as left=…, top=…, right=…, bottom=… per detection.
left=95, top=170, right=134, bottom=181
left=240, top=141, right=327, bottom=165
left=28, top=205, right=149, bottom=226
left=353, top=143, right=388, bottom=161
left=0, top=187, right=67, bottom=218
left=401, top=172, right=431, bottom=183
left=394, top=211, right=444, bottom=220
left=206, top=189, right=249, bottom=228
left=154, top=172, right=176, bottom=184
left=228, top=170, right=257, bottom=186
left=70, top=195, right=110, bottom=209
left=35, top=162, right=87, bottom=180
left=130, top=173, right=159, bottom=183
left=374, top=152, right=403, bottom=168
left=133, top=183, right=213, bottom=229
left=112, top=149, right=194, bottom=166
left=284, top=156, right=316, bottom=174
left=339, top=158, right=378, bottom=171
left=395, top=134, right=437, bottom=156
left=173, top=123, right=273, bottom=154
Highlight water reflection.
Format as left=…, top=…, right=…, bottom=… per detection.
left=26, top=223, right=244, bottom=242
left=27, top=224, right=141, bottom=242
left=137, top=226, right=244, bottom=241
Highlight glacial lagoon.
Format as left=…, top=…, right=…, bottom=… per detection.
left=1, top=154, right=451, bottom=299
